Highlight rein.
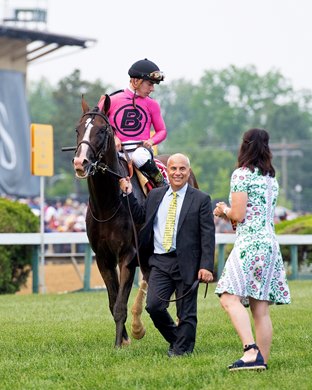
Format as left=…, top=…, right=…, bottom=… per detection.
left=156, top=279, right=209, bottom=303
left=88, top=201, right=122, bottom=223
left=86, top=162, right=124, bottom=223
left=94, top=161, right=123, bottom=179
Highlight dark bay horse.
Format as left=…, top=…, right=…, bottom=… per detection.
left=72, top=96, right=198, bottom=348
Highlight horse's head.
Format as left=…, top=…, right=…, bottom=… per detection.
left=73, top=96, right=114, bottom=178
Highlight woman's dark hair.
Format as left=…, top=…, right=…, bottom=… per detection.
left=237, top=128, right=275, bottom=177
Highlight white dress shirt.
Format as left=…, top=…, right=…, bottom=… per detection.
left=153, top=183, right=188, bottom=254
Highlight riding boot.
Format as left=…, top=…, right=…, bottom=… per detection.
left=139, top=159, right=167, bottom=188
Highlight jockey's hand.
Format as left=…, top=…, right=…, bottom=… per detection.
left=115, top=136, right=122, bottom=151
left=119, top=177, right=132, bottom=194
left=198, top=269, right=213, bottom=283
left=143, top=139, right=154, bottom=149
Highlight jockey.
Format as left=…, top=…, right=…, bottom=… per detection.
left=98, top=58, right=167, bottom=187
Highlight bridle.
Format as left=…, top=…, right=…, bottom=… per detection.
left=75, top=109, right=124, bottom=179
left=62, top=108, right=125, bottom=223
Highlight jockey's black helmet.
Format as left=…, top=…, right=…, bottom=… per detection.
left=128, top=58, right=165, bottom=84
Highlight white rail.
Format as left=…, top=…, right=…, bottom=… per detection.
left=1, top=232, right=312, bottom=245
left=0, top=233, right=311, bottom=292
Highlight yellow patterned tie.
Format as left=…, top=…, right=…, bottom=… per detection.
left=163, top=192, right=177, bottom=252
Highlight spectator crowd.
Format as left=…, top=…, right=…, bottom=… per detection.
left=2, top=196, right=87, bottom=233
left=2, top=195, right=298, bottom=235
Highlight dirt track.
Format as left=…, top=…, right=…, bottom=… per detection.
left=17, top=262, right=105, bottom=295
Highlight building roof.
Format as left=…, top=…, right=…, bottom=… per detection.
left=0, top=25, right=96, bottom=62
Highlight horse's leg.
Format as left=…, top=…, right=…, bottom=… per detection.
left=95, top=256, right=123, bottom=344
left=114, top=259, right=136, bottom=347
left=131, top=275, right=147, bottom=340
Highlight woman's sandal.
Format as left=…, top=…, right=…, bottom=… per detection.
left=228, top=343, right=267, bottom=371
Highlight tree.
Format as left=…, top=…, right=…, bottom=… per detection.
left=28, top=78, right=56, bottom=125
left=158, top=66, right=312, bottom=207
left=27, top=66, right=312, bottom=210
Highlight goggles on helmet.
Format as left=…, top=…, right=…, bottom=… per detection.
left=147, top=71, right=165, bottom=82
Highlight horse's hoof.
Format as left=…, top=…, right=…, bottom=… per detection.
left=131, top=326, right=146, bottom=340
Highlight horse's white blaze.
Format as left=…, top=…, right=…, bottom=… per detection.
left=73, top=118, right=94, bottom=176
left=79, top=118, right=93, bottom=161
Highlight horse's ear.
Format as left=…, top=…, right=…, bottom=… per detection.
left=81, top=95, right=90, bottom=113
left=103, top=94, right=111, bottom=115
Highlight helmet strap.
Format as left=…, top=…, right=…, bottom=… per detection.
left=132, top=91, right=137, bottom=109
left=130, top=78, right=143, bottom=108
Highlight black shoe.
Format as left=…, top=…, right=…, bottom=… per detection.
left=149, top=171, right=167, bottom=188
left=228, top=344, right=267, bottom=371
left=139, top=159, right=167, bottom=188
left=167, top=347, right=191, bottom=358
left=168, top=343, right=174, bottom=357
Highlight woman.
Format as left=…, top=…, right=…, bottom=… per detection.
left=214, top=128, right=290, bottom=371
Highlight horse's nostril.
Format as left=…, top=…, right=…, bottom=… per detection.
left=74, top=156, right=85, bottom=164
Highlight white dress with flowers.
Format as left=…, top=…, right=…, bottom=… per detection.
left=215, top=167, right=291, bottom=305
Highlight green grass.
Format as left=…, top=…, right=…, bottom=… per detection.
left=0, top=281, right=311, bottom=390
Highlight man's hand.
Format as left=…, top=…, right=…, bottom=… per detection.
left=198, top=269, right=213, bottom=283
left=119, top=177, right=132, bottom=194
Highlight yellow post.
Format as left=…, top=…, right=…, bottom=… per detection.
left=30, top=124, right=54, bottom=294
left=30, top=124, right=54, bottom=176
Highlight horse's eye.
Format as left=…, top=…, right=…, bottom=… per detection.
left=99, top=126, right=107, bottom=133
left=75, top=128, right=79, bottom=134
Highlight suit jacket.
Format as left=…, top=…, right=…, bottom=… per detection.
left=126, top=185, right=215, bottom=285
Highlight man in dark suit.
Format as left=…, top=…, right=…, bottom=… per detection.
left=120, top=153, right=215, bottom=356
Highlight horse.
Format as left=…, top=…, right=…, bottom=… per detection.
left=71, top=96, right=198, bottom=348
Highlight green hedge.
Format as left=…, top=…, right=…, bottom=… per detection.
left=275, top=215, right=312, bottom=266
left=0, top=198, right=39, bottom=294
left=215, top=215, right=312, bottom=274
left=275, top=215, right=312, bottom=234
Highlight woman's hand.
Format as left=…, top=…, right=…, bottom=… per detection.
left=214, top=202, right=229, bottom=218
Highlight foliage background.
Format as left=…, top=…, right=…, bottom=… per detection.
left=275, top=215, right=312, bottom=267
left=0, top=198, right=39, bottom=294
left=27, top=66, right=312, bottom=211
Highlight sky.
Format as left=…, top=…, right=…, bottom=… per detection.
left=7, top=0, right=312, bottom=92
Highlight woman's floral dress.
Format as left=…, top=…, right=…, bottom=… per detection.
left=215, top=167, right=291, bottom=306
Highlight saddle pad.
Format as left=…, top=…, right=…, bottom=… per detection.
left=134, top=168, right=149, bottom=196
left=155, top=158, right=169, bottom=182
